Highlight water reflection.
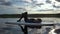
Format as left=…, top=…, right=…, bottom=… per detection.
left=0, top=18, right=59, bottom=34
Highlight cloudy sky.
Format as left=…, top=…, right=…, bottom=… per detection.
left=0, top=0, right=60, bottom=14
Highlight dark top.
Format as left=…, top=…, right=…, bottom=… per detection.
left=21, top=13, right=28, bottom=22
left=18, top=12, right=28, bottom=22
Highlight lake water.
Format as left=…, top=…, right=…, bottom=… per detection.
left=0, top=17, right=60, bottom=34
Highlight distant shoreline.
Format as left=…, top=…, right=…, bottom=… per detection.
left=0, top=14, right=60, bottom=18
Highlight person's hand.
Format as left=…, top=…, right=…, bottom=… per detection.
left=17, top=20, right=20, bottom=22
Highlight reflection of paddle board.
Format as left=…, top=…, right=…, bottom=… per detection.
left=6, top=22, right=55, bottom=29
left=5, top=22, right=54, bottom=26
left=49, top=28, right=60, bottom=34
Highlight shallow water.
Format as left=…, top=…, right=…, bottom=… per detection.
left=0, top=18, right=60, bottom=34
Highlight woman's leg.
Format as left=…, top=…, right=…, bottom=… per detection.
left=24, top=25, right=28, bottom=34
left=18, top=25, right=28, bottom=34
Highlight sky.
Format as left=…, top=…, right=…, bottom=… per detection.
left=0, top=0, right=60, bottom=14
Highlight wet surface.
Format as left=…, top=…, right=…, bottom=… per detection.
left=0, top=18, right=60, bottom=34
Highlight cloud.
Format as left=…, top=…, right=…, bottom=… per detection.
left=46, top=0, right=51, bottom=4
left=55, top=0, right=60, bottom=2
left=1, top=2, right=12, bottom=6
left=0, top=0, right=5, bottom=2
left=11, top=0, right=60, bottom=11
left=53, top=5, right=60, bottom=8
left=0, top=0, right=10, bottom=2
left=35, top=3, right=44, bottom=7
left=0, top=0, right=60, bottom=14
left=22, top=0, right=32, bottom=3
left=0, top=0, right=12, bottom=6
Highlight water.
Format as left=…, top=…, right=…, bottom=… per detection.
left=0, top=18, right=60, bottom=34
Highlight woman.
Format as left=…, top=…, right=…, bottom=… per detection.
left=17, top=12, right=42, bottom=28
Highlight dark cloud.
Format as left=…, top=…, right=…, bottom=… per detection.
left=0, top=0, right=12, bottom=6
left=34, top=3, right=44, bottom=7
left=46, top=0, right=51, bottom=4
left=1, top=2, right=12, bottom=6
left=55, top=0, right=60, bottom=2
left=0, top=0, right=5, bottom=2
left=37, top=9, right=53, bottom=11
left=36, top=3, right=44, bottom=6
left=53, top=4, right=60, bottom=8
left=31, top=0, right=44, bottom=7
left=12, top=0, right=29, bottom=3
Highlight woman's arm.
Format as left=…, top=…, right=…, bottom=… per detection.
left=17, top=14, right=23, bottom=22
